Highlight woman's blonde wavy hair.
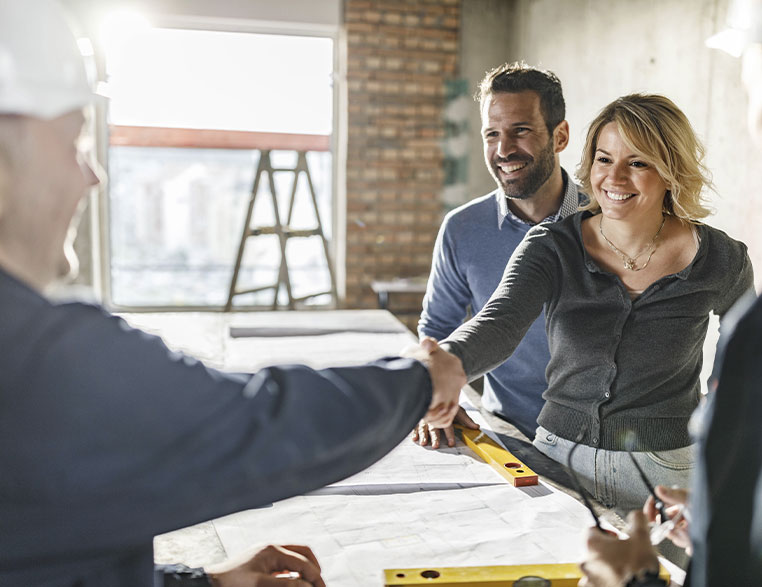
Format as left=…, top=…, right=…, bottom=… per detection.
left=577, top=94, right=713, bottom=222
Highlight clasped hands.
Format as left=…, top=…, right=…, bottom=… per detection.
left=401, top=337, right=478, bottom=448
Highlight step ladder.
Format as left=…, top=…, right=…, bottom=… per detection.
left=225, top=149, right=338, bottom=311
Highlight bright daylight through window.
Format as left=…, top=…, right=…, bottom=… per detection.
left=104, top=23, right=334, bottom=307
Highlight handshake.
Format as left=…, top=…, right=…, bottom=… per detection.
left=401, top=337, right=478, bottom=448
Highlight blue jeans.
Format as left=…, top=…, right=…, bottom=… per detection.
left=533, top=425, right=695, bottom=517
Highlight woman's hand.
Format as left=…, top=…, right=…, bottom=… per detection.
left=644, top=485, right=691, bottom=554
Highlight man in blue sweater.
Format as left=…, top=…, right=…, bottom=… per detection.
left=417, top=62, right=586, bottom=447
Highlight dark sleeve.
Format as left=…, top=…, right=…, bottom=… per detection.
left=690, top=294, right=762, bottom=587
left=5, top=305, right=432, bottom=564
left=441, top=225, right=555, bottom=379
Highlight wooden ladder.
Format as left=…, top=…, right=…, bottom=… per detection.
left=225, top=149, right=337, bottom=310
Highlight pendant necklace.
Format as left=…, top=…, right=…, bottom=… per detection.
left=599, top=215, right=666, bottom=271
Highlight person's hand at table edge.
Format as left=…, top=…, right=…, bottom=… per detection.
left=412, top=406, right=480, bottom=449
left=206, top=544, right=326, bottom=587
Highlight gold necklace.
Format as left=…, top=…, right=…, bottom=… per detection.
left=599, top=215, right=666, bottom=271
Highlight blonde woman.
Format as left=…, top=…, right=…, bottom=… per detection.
left=432, top=94, right=753, bottom=513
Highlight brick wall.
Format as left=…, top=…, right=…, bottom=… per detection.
left=344, top=0, right=460, bottom=330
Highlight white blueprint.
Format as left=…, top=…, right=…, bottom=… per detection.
left=212, top=398, right=594, bottom=586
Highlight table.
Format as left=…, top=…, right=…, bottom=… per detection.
left=370, top=277, right=428, bottom=310
left=119, top=310, right=682, bottom=585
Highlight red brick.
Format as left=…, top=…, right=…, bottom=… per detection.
left=344, top=0, right=459, bottom=311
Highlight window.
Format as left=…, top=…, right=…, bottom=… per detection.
left=104, top=26, right=334, bottom=307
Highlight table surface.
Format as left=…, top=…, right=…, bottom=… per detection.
left=119, top=310, right=680, bottom=585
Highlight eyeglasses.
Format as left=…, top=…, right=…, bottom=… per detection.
left=566, top=428, right=688, bottom=543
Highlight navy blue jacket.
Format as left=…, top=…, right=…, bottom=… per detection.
left=690, top=291, right=762, bottom=586
left=0, top=269, right=431, bottom=586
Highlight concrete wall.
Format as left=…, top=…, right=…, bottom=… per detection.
left=343, top=0, right=460, bottom=329
left=459, top=0, right=521, bottom=198
left=459, top=0, right=762, bottom=290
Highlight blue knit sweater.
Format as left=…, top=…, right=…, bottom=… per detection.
left=419, top=175, right=584, bottom=439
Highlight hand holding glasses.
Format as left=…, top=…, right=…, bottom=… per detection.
left=566, top=427, right=691, bottom=548
left=624, top=432, right=692, bottom=548
left=647, top=501, right=690, bottom=546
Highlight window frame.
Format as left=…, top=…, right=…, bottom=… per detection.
left=92, top=14, right=344, bottom=311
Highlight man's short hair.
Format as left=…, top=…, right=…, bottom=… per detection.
left=476, top=62, right=565, bottom=133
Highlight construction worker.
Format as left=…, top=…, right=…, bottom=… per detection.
left=0, top=1, right=464, bottom=585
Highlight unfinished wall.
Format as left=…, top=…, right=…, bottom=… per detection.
left=504, top=0, right=761, bottom=290
left=459, top=0, right=519, bottom=199
left=343, top=0, right=460, bottom=327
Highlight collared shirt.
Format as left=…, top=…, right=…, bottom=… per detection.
left=496, top=168, right=583, bottom=228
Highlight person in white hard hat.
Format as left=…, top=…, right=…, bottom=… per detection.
left=578, top=0, right=762, bottom=585
left=0, top=1, right=465, bottom=586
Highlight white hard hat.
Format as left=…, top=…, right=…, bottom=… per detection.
left=706, top=0, right=762, bottom=57
left=0, top=0, right=94, bottom=118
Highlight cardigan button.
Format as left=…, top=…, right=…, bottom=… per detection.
left=604, top=391, right=611, bottom=399
left=592, top=437, right=599, bottom=444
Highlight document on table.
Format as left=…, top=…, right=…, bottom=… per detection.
left=212, top=398, right=597, bottom=586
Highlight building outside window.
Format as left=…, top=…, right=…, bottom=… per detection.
left=103, top=26, right=334, bottom=308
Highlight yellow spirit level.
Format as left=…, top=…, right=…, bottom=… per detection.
left=384, top=562, right=670, bottom=586
left=456, top=425, right=538, bottom=487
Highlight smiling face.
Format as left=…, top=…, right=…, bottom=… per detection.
left=481, top=90, right=560, bottom=200
left=590, top=122, right=668, bottom=224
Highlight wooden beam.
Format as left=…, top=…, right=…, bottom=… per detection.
left=109, top=125, right=331, bottom=152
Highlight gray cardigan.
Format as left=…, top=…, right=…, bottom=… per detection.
left=442, top=212, right=753, bottom=451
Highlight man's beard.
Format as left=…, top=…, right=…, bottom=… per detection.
left=490, top=135, right=555, bottom=200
